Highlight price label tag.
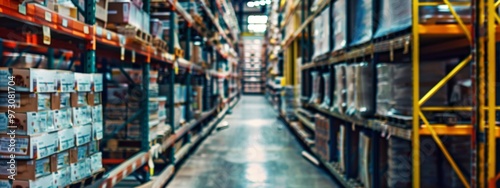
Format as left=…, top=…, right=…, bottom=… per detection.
left=132, top=51, right=136, bottom=63
left=96, top=27, right=102, bottom=36
left=18, top=4, right=26, bottom=15
left=106, top=32, right=112, bottom=40
left=174, top=61, right=179, bottom=75
left=119, top=36, right=125, bottom=45
left=62, top=19, right=68, bottom=27
left=45, top=12, right=52, bottom=22
left=148, top=158, right=155, bottom=176
left=83, top=26, right=89, bottom=34
left=120, top=47, right=125, bottom=61
left=42, top=26, right=51, bottom=45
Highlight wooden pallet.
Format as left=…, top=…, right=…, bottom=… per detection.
left=107, top=24, right=152, bottom=44
left=67, top=168, right=105, bottom=188
left=153, top=37, right=168, bottom=52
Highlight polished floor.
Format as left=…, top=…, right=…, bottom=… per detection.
left=167, top=96, right=339, bottom=188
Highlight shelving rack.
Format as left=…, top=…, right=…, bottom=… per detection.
left=0, top=0, right=240, bottom=187
left=267, top=0, right=500, bottom=187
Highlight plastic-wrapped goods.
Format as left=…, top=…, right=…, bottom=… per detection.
left=308, top=71, right=321, bottom=104
left=374, top=0, right=411, bottom=38
left=376, top=64, right=394, bottom=116
left=332, top=0, right=347, bottom=52
left=355, top=63, right=375, bottom=117
left=350, top=0, right=373, bottom=46
left=320, top=72, right=331, bottom=108
left=312, top=14, right=324, bottom=59
left=375, top=0, right=470, bottom=38
left=358, top=132, right=371, bottom=188
left=345, top=65, right=357, bottom=116
left=331, top=65, right=347, bottom=114
left=390, top=61, right=447, bottom=116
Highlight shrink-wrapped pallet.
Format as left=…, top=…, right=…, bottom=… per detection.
left=375, top=0, right=471, bottom=38
left=390, top=61, right=447, bottom=116
left=376, top=64, right=394, bottom=116
left=308, top=71, right=321, bottom=104
left=355, top=63, right=375, bottom=117
left=350, top=0, right=373, bottom=46
left=312, top=12, right=325, bottom=59
left=332, top=0, right=347, bottom=51
left=331, top=65, right=346, bottom=114
left=320, top=72, right=332, bottom=108
left=345, top=65, right=357, bottom=116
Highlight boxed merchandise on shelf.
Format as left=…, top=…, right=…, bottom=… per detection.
left=0, top=155, right=57, bottom=180
left=355, top=62, right=375, bottom=117
left=345, top=65, right=357, bottom=116
left=320, top=72, right=331, bottom=108
left=308, top=71, right=321, bottom=104
left=0, top=173, right=55, bottom=188
left=0, top=132, right=58, bottom=159
left=107, top=1, right=143, bottom=29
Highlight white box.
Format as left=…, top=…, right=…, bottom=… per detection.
left=92, top=105, right=103, bottom=123
left=56, top=71, right=75, bottom=92
left=93, top=121, right=103, bottom=140
left=72, top=106, right=92, bottom=126
left=0, top=68, right=57, bottom=93
left=57, top=150, right=70, bottom=169
left=53, top=167, right=71, bottom=187
left=75, top=124, right=92, bottom=146
left=74, top=73, right=92, bottom=92
left=0, top=132, right=58, bottom=159
left=7, top=174, right=55, bottom=188
left=70, top=162, right=81, bottom=182
left=60, top=93, right=72, bottom=108
left=0, top=112, right=39, bottom=135
left=90, top=152, right=102, bottom=173
left=92, top=73, right=103, bottom=92
left=58, top=128, right=75, bottom=151
left=54, top=108, right=72, bottom=130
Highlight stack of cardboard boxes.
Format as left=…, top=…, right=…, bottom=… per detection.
left=47, top=0, right=108, bottom=26
left=0, top=68, right=103, bottom=187
left=314, top=114, right=334, bottom=162
left=104, top=69, right=166, bottom=158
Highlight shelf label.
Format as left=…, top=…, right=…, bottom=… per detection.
left=120, top=47, right=125, bottom=61
left=62, top=19, right=68, bottom=27
left=18, top=4, right=26, bottom=15
left=132, top=51, right=136, bottom=63
left=148, top=157, right=154, bottom=176
left=119, top=36, right=125, bottom=46
left=174, top=61, right=179, bottom=75
left=106, top=32, right=112, bottom=40
left=83, top=26, right=89, bottom=34
left=45, top=12, right=52, bottom=22
left=96, top=27, right=102, bottom=36
left=42, top=26, right=51, bottom=45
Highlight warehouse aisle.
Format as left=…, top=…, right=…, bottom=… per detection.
left=167, top=96, right=338, bottom=188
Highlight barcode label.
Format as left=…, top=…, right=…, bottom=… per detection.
left=45, top=12, right=52, bottom=22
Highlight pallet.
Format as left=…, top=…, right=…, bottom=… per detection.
left=107, top=24, right=152, bottom=44
left=153, top=37, right=168, bottom=52
left=67, top=168, right=105, bottom=188
left=106, top=138, right=159, bottom=151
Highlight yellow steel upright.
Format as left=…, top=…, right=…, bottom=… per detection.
left=487, top=0, right=497, bottom=185
left=472, top=0, right=486, bottom=187
left=411, top=0, right=420, bottom=187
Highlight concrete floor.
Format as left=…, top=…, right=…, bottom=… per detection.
left=167, top=96, right=339, bottom=188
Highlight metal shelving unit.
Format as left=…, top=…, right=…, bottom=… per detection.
left=268, top=0, right=500, bottom=187
left=0, top=0, right=240, bottom=187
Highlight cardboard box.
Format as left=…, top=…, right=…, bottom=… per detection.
left=53, top=166, right=71, bottom=187
left=0, top=112, right=40, bottom=135
left=70, top=92, right=88, bottom=107
left=89, top=140, right=100, bottom=155
left=53, top=4, right=77, bottom=19
left=92, top=105, right=103, bottom=123
left=90, top=152, right=102, bottom=173
left=75, top=124, right=92, bottom=146
left=53, top=108, right=72, bottom=130
left=5, top=173, right=54, bottom=188
left=0, top=93, right=59, bottom=112
left=60, top=93, right=72, bottom=108
left=74, top=73, right=92, bottom=92
left=0, top=155, right=57, bottom=180
left=56, top=71, right=75, bottom=93
left=72, top=106, right=92, bottom=126
left=70, top=159, right=90, bottom=182
left=107, top=1, right=141, bottom=29
left=0, top=68, right=57, bottom=93
left=57, top=150, right=71, bottom=169
left=77, top=144, right=88, bottom=161
left=95, top=0, right=108, bottom=24
left=87, top=92, right=102, bottom=106
left=92, top=73, right=103, bottom=92
left=93, top=121, right=103, bottom=141
left=0, top=132, right=58, bottom=159
left=150, top=19, right=163, bottom=37
left=58, top=128, right=75, bottom=151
